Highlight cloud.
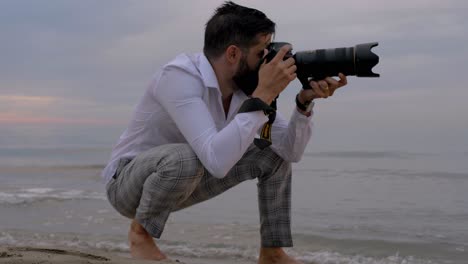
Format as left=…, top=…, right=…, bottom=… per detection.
left=2, top=1, right=465, bottom=99
left=0, top=1, right=217, bottom=103
left=0, top=0, right=467, bottom=152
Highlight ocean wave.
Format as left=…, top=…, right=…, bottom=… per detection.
left=0, top=146, right=111, bottom=153
left=163, top=244, right=440, bottom=264
left=293, top=167, right=468, bottom=180
left=0, top=164, right=105, bottom=171
left=0, top=188, right=106, bottom=205
left=0, top=231, right=443, bottom=264
left=338, top=168, right=468, bottom=180
left=303, top=151, right=427, bottom=159
left=294, top=251, right=439, bottom=264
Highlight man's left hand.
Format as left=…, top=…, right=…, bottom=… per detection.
left=298, top=73, right=348, bottom=103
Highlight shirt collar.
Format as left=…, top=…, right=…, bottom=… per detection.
left=199, top=53, right=220, bottom=90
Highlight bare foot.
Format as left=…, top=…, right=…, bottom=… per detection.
left=128, top=219, right=167, bottom=261
left=258, top=247, right=304, bottom=264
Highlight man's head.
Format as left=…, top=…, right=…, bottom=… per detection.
left=204, top=1, right=276, bottom=94
left=204, top=1, right=275, bottom=59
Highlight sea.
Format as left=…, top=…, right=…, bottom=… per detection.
left=0, top=124, right=467, bottom=264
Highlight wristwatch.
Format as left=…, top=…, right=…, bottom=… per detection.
left=295, top=94, right=314, bottom=112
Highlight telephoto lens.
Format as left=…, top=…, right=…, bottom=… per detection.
left=266, top=42, right=380, bottom=89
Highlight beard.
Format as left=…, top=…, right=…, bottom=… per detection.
left=232, top=56, right=260, bottom=96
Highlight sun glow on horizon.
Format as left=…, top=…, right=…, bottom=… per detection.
left=0, top=94, right=125, bottom=125
left=0, top=113, right=122, bottom=125
left=0, top=95, right=58, bottom=105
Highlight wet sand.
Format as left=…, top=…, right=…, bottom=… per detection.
left=0, top=246, right=250, bottom=264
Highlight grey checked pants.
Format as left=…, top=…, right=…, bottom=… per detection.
left=105, top=143, right=292, bottom=247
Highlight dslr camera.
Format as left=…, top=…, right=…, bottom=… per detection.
left=265, top=42, right=380, bottom=89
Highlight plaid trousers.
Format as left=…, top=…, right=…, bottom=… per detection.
left=105, top=143, right=292, bottom=247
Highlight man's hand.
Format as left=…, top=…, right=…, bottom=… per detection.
left=298, top=73, right=348, bottom=104
left=252, top=45, right=297, bottom=105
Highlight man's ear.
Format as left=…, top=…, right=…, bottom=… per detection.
left=225, top=45, right=241, bottom=64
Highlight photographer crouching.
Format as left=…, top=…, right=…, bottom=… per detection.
left=102, top=1, right=357, bottom=263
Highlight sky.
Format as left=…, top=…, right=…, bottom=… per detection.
left=1, top=0, right=467, bottom=153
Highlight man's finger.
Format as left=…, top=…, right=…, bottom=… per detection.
left=310, top=81, right=326, bottom=98
left=324, top=77, right=339, bottom=97
left=283, top=57, right=295, bottom=67
left=338, top=73, right=348, bottom=86
left=319, top=80, right=330, bottom=97
left=270, top=45, right=292, bottom=64
left=325, top=77, right=339, bottom=87
left=286, top=64, right=297, bottom=75
left=319, top=80, right=328, bottom=89
left=289, top=72, right=297, bottom=81
left=327, top=73, right=348, bottom=96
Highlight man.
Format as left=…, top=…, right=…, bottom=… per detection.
left=102, top=1, right=347, bottom=263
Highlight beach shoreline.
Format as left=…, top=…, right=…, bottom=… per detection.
left=1, top=149, right=467, bottom=264
left=0, top=246, right=250, bottom=264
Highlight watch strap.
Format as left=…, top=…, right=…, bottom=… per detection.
left=295, top=94, right=312, bottom=111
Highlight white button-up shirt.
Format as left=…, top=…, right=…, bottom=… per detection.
left=101, top=53, right=313, bottom=184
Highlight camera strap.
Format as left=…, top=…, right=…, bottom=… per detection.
left=238, top=97, right=277, bottom=149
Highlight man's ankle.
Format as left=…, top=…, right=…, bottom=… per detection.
left=130, top=219, right=148, bottom=235
left=260, top=247, right=286, bottom=258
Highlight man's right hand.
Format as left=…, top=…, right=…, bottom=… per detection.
left=252, top=45, right=297, bottom=105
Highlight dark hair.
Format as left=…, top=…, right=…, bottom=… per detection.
left=203, top=1, right=276, bottom=59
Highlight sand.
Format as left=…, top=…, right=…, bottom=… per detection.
left=0, top=246, right=249, bottom=264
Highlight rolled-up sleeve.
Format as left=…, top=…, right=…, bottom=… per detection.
left=270, top=106, right=314, bottom=162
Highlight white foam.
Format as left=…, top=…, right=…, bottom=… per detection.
left=23, top=188, right=55, bottom=194
left=0, top=188, right=106, bottom=205
left=455, top=246, right=465, bottom=252
left=0, top=232, right=16, bottom=244
left=294, top=251, right=438, bottom=264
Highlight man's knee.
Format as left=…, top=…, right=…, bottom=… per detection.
left=248, top=147, right=291, bottom=179
left=155, top=144, right=205, bottom=180
left=265, top=154, right=291, bottom=178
